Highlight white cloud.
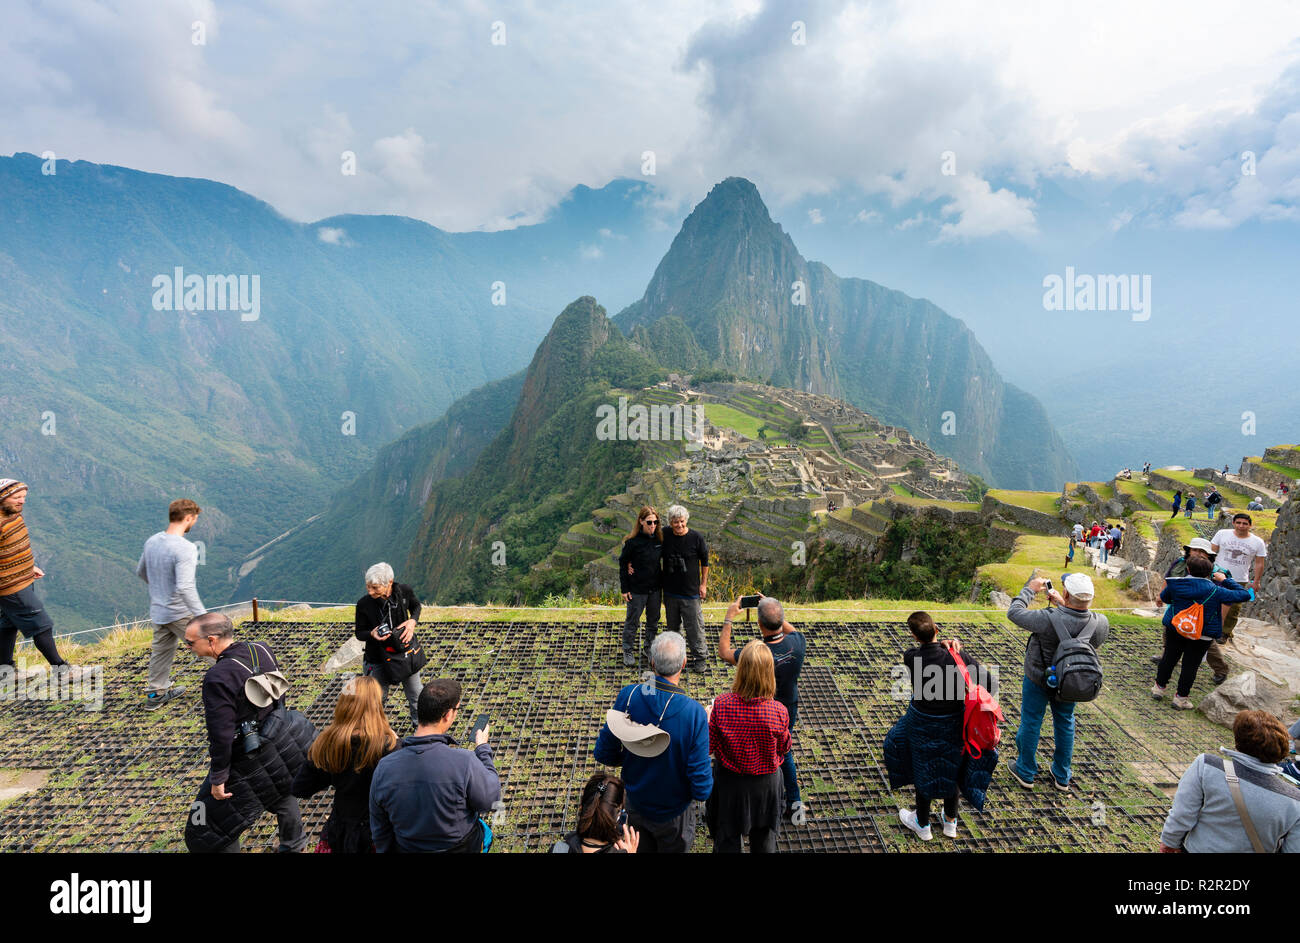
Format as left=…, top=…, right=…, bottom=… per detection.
left=579, top=243, right=604, bottom=260
left=1, top=0, right=1298, bottom=235
left=317, top=226, right=348, bottom=244
left=807, top=208, right=825, bottom=224
left=854, top=209, right=881, bottom=224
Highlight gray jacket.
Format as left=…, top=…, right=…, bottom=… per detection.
left=1161, top=750, right=1300, bottom=852
left=1006, top=582, right=1108, bottom=688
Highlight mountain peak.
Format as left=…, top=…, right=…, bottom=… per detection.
left=685, top=176, right=776, bottom=231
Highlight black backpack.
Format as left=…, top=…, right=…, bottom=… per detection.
left=1049, top=616, right=1103, bottom=702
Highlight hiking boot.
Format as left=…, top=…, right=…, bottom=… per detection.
left=687, top=660, right=708, bottom=674
left=1149, top=654, right=1162, bottom=665
left=1211, top=674, right=1228, bottom=686
left=144, top=686, right=186, bottom=711
left=1171, top=695, right=1194, bottom=710
left=1052, top=777, right=1071, bottom=793
left=1008, top=768, right=1034, bottom=790
left=898, top=808, right=932, bottom=841
left=622, top=653, right=636, bottom=667
left=1151, top=683, right=1166, bottom=699
left=939, top=812, right=958, bottom=838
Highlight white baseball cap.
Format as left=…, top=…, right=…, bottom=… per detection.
left=1062, top=572, right=1095, bottom=601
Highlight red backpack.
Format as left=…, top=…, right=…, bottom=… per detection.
left=950, top=649, right=1003, bottom=759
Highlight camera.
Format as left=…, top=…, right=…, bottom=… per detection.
left=375, top=622, right=392, bottom=639
left=239, top=719, right=262, bottom=753
left=740, top=594, right=762, bottom=608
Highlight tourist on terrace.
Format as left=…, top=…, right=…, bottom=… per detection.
left=707, top=640, right=789, bottom=853
left=885, top=612, right=997, bottom=841
left=292, top=675, right=398, bottom=853
left=618, top=505, right=662, bottom=667
left=354, top=562, right=424, bottom=727
left=660, top=505, right=710, bottom=673
left=1161, top=710, right=1300, bottom=852
left=593, top=631, right=711, bottom=853
left=1153, top=556, right=1251, bottom=709
left=138, top=498, right=207, bottom=710
left=552, top=772, right=639, bottom=853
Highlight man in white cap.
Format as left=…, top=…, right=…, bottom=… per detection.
left=593, top=631, right=711, bottom=852
left=1006, top=572, right=1109, bottom=791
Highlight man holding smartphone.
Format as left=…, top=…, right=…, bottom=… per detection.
left=719, top=594, right=806, bottom=821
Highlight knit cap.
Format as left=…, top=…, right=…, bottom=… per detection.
left=0, top=480, right=27, bottom=503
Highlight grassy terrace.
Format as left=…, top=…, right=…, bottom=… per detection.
left=1152, top=468, right=1256, bottom=507
left=1113, top=478, right=1162, bottom=510
left=985, top=489, right=1062, bottom=516
left=1247, top=457, right=1300, bottom=480
left=976, top=536, right=1156, bottom=609
left=883, top=494, right=981, bottom=512
left=702, top=403, right=790, bottom=445
left=0, top=600, right=1220, bottom=853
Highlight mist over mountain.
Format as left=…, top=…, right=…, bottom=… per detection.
left=616, top=178, right=1077, bottom=489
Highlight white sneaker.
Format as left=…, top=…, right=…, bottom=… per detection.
left=1151, top=683, right=1166, bottom=699
left=939, top=812, right=958, bottom=838
left=898, top=808, right=932, bottom=841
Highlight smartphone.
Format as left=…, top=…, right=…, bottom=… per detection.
left=739, top=594, right=762, bottom=608
left=1043, top=580, right=1053, bottom=593
left=469, top=712, right=490, bottom=744
left=617, top=808, right=628, bottom=829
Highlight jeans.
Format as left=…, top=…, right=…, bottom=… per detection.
left=364, top=662, right=422, bottom=727
left=1155, top=624, right=1212, bottom=697
left=664, top=595, right=706, bottom=665
left=1013, top=676, right=1075, bottom=785
left=1185, top=506, right=1194, bottom=518
left=146, top=617, right=195, bottom=693
left=622, top=591, right=661, bottom=658
left=1099, top=545, right=1109, bottom=563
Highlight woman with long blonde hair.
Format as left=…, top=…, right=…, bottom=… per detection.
left=292, top=674, right=399, bottom=853
left=618, top=505, right=663, bottom=668
left=706, top=640, right=790, bottom=853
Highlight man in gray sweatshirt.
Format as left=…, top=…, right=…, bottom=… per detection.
left=137, top=499, right=206, bottom=709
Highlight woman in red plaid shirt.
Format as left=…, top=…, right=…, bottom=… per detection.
left=706, top=640, right=791, bottom=852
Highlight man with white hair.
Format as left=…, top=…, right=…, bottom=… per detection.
left=1006, top=572, right=1109, bottom=792
left=593, top=631, right=712, bottom=853
left=354, top=562, right=424, bottom=726
left=660, top=504, right=710, bottom=673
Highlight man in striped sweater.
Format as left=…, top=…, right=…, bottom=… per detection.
left=0, top=479, right=74, bottom=676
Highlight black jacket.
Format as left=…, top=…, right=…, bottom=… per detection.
left=619, top=533, right=663, bottom=594
left=355, top=583, right=422, bottom=666
left=186, top=640, right=317, bottom=852
left=661, top=529, right=708, bottom=597
left=902, top=642, right=991, bottom=716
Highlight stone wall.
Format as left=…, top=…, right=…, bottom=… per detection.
left=980, top=493, right=1066, bottom=534
left=1247, top=495, right=1300, bottom=632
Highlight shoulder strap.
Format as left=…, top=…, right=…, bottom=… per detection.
left=1223, top=758, right=1270, bottom=853
left=948, top=649, right=974, bottom=694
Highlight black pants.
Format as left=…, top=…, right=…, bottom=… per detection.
left=626, top=799, right=697, bottom=854
left=916, top=791, right=958, bottom=828
left=0, top=585, right=64, bottom=667
left=622, top=591, right=661, bottom=658
left=1156, top=624, right=1213, bottom=697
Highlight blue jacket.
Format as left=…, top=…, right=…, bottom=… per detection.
left=1159, top=576, right=1252, bottom=640
left=593, top=677, right=711, bottom=821
left=369, top=733, right=500, bottom=852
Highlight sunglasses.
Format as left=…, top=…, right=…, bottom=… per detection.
left=643, top=519, right=658, bottom=525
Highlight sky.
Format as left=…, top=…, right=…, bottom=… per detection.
left=4, top=0, right=1300, bottom=473
left=5, top=0, right=1300, bottom=235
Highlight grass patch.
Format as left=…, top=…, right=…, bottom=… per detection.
left=986, top=489, right=1061, bottom=516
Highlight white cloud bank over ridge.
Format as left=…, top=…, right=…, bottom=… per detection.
left=1, top=0, right=1298, bottom=238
